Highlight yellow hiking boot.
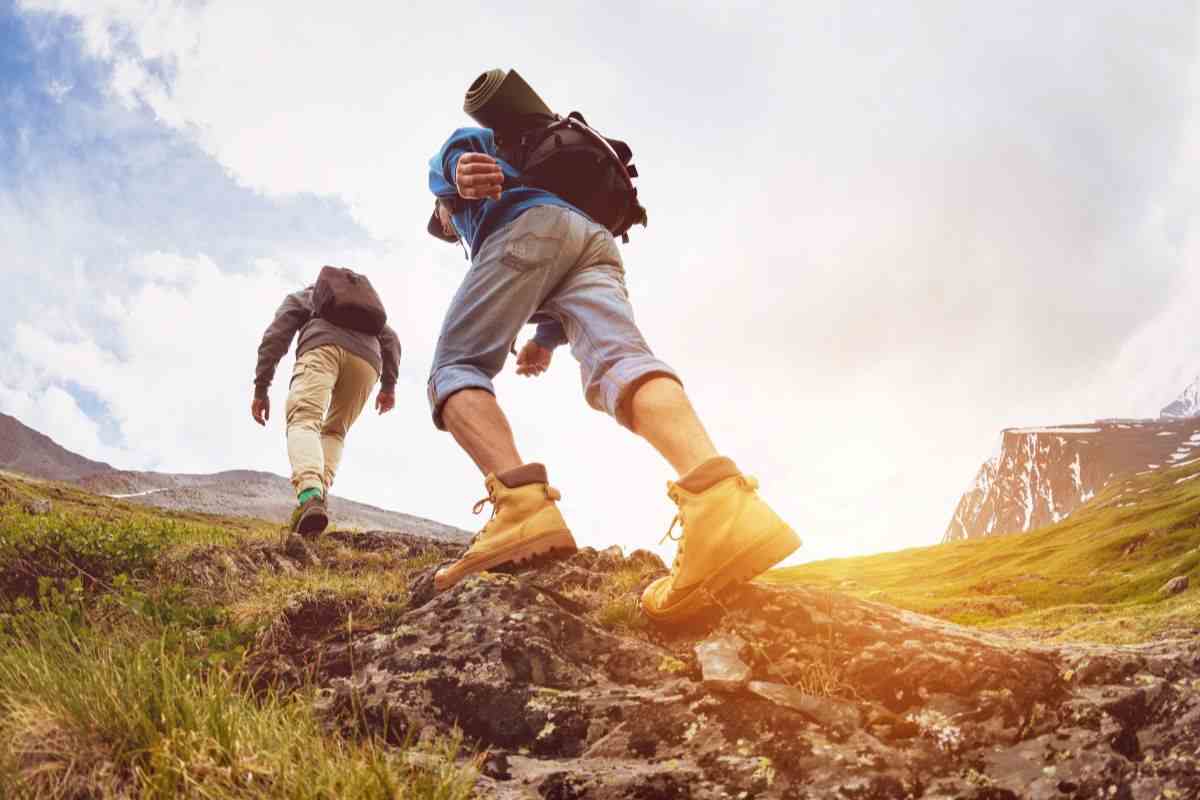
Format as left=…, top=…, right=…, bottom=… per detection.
left=641, top=457, right=801, bottom=624
left=434, top=463, right=577, bottom=592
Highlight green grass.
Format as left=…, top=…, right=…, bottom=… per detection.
left=0, top=503, right=236, bottom=603
left=0, top=616, right=476, bottom=798
left=769, top=459, right=1200, bottom=643
left=0, top=474, right=478, bottom=799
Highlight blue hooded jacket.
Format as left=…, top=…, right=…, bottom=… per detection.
left=429, top=126, right=588, bottom=349
left=428, top=127, right=589, bottom=256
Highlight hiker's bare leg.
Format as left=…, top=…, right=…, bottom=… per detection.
left=434, top=387, right=575, bottom=593
left=627, top=376, right=719, bottom=477
left=442, top=388, right=524, bottom=476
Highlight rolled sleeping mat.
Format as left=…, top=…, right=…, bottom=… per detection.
left=463, top=68, right=555, bottom=133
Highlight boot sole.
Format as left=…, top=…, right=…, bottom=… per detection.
left=434, top=528, right=577, bottom=592
left=642, top=525, right=801, bottom=624
left=295, top=510, right=329, bottom=538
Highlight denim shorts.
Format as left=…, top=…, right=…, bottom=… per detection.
left=428, top=205, right=679, bottom=430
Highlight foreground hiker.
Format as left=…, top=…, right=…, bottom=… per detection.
left=425, top=69, right=800, bottom=622
left=252, top=267, right=400, bottom=536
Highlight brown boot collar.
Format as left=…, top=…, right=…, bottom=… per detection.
left=495, top=463, right=549, bottom=489
left=675, top=457, right=740, bottom=493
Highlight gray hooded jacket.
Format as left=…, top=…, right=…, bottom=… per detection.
left=254, top=287, right=400, bottom=398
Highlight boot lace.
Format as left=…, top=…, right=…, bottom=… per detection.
left=660, top=493, right=685, bottom=572
left=469, top=491, right=499, bottom=545
left=660, top=515, right=682, bottom=545
left=659, top=477, right=759, bottom=573
left=468, top=485, right=562, bottom=546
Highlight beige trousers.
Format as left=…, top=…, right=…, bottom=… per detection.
left=285, top=345, right=378, bottom=494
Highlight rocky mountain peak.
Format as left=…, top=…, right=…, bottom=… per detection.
left=946, top=373, right=1200, bottom=542
left=1161, top=374, right=1200, bottom=419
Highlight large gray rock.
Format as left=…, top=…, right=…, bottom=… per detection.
left=748, top=680, right=861, bottom=733
left=23, top=498, right=52, bottom=516
left=245, top=539, right=1200, bottom=799
left=1160, top=575, right=1189, bottom=596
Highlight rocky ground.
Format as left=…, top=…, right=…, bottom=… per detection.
left=234, top=531, right=1200, bottom=800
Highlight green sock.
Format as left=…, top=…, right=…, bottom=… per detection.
left=297, top=487, right=322, bottom=505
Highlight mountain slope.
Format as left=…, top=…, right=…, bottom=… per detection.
left=945, top=375, right=1200, bottom=542
left=0, top=413, right=113, bottom=481
left=0, top=413, right=465, bottom=541
left=75, top=468, right=466, bottom=542
left=945, top=418, right=1200, bottom=541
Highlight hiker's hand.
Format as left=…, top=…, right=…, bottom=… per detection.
left=375, top=391, right=395, bottom=415
left=436, top=201, right=455, bottom=237
left=251, top=395, right=269, bottom=426
left=455, top=153, right=504, bottom=201
left=516, top=341, right=552, bottom=377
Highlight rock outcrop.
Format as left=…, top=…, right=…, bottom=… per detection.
left=250, top=533, right=1200, bottom=799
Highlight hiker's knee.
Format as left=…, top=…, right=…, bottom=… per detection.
left=583, top=358, right=681, bottom=430
left=286, top=391, right=325, bottom=430
left=428, top=363, right=496, bottom=431
left=320, top=424, right=348, bottom=442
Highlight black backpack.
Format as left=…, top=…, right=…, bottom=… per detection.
left=499, top=111, right=648, bottom=242
left=311, top=266, right=387, bottom=336
left=428, top=112, right=648, bottom=245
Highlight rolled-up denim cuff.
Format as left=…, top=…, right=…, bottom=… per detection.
left=428, top=364, right=497, bottom=431
left=587, top=356, right=681, bottom=431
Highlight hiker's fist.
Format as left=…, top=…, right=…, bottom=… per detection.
left=516, top=340, right=552, bottom=377
left=455, top=152, right=504, bottom=201
left=251, top=395, right=269, bottom=426
left=376, top=391, right=395, bottom=415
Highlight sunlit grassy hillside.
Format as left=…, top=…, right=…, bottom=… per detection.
left=769, top=459, right=1200, bottom=644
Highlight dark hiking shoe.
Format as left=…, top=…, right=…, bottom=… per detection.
left=290, top=495, right=329, bottom=538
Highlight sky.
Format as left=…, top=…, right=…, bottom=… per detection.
left=2, top=1, right=1198, bottom=565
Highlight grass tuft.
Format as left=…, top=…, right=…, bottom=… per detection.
left=586, top=561, right=660, bottom=632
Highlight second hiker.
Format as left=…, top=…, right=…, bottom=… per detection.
left=252, top=266, right=400, bottom=536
